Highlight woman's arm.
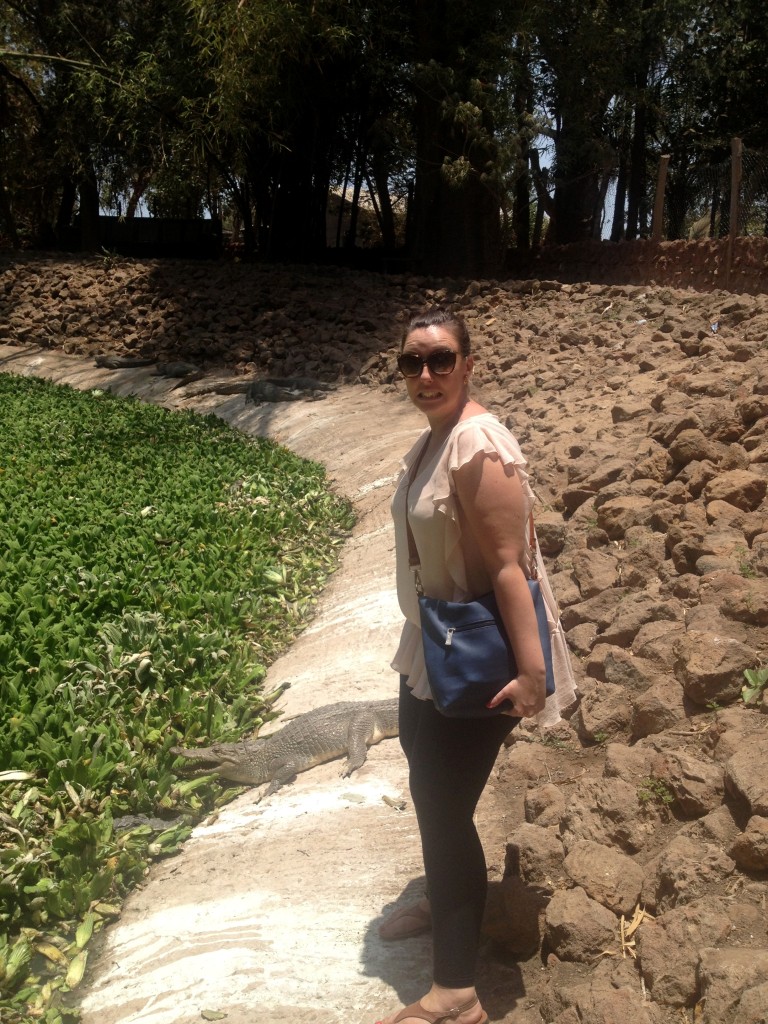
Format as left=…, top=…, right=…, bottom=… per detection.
left=453, top=452, right=546, bottom=718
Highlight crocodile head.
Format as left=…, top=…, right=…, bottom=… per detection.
left=170, top=741, right=269, bottom=786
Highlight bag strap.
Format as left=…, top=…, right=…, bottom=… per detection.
left=404, top=431, right=540, bottom=592
left=528, top=514, right=539, bottom=581
left=404, top=434, right=431, bottom=596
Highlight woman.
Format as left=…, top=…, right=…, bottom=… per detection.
left=376, top=309, right=575, bottom=1024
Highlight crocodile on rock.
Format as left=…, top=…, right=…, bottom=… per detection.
left=171, top=698, right=399, bottom=798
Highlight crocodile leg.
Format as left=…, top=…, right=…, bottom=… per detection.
left=263, top=760, right=299, bottom=796
left=340, top=711, right=377, bottom=777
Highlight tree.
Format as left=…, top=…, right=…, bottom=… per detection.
left=181, top=0, right=408, bottom=259
left=404, top=0, right=523, bottom=274
left=0, top=1, right=205, bottom=246
left=653, top=0, right=768, bottom=238
left=532, top=0, right=631, bottom=243
left=0, top=4, right=43, bottom=245
left=1, top=2, right=121, bottom=246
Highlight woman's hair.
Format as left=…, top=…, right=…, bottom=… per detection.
left=402, top=308, right=471, bottom=356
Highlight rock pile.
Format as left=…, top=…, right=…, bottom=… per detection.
left=2, top=253, right=767, bottom=1023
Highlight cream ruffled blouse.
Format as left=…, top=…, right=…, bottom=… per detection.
left=390, top=413, right=577, bottom=727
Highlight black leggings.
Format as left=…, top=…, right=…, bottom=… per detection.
left=398, top=676, right=516, bottom=988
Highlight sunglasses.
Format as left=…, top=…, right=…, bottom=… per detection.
left=397, top=350, right=459, bottom=378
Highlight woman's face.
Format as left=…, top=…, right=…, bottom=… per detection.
left=400, top=324, right=473, bottom=424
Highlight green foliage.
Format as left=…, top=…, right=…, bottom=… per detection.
left=741, top=665, right=768, bottom=706
left=540, top=734, right=569, bottom=750
left=638, top=776, right=675, bottom=808
left=0, top=374, right=354, bottom=1023
left=735, top=546, right=758, bottom=579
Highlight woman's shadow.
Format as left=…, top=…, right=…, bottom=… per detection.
left=359, top=877, right=531, bottom=1021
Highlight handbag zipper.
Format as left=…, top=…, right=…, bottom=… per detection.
left=444, top=619, right=496, bottom=646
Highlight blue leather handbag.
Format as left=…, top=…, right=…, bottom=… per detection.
left=418, top=580, right=556, bottom=718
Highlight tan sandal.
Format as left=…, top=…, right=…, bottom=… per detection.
left=385, top=995, right=487, bottom=1024
left=377, top=900, right=432, bottom=941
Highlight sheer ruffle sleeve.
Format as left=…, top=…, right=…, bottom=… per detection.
left=433, top=417, right=533, bottom=512
left=434, top=417, right=536, bottom=596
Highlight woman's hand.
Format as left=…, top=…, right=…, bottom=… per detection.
left=487, top=671, right=546, bottom=718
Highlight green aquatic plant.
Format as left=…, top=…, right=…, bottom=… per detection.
left=0, top=374, right=354, bottom=1022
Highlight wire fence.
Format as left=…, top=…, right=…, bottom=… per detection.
left=740, top=148, right=768, bottom=235
left=664, top=144, right=768, bottom=240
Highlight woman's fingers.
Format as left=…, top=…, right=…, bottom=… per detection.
left=485, top=688, right=514, bottom=711
left=487, top=675, right=546, bottom=717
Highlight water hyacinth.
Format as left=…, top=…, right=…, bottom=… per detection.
left=0, top=374, right=354, bottom=1022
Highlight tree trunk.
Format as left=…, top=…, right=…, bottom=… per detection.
left=408, top=0, right=502, bottom=276
left=512, top=46, right=534, bottom=251
left=344, top=148, right=365, bottom=248
left=410, top=105, right=502, bottom=274
left=553, top=119, right=600, bottom=244
left=610, top=150, right=628, bottom=241
left=264, top=104, right=332, bottom=262
left=238, top=179, right=256, bottom=254
left=78, top=166, right=101, bottom=251
left=626, top=91, right=647, bottom=239
left=370, top=159, right=396, bottom=251
left=514, top=162, right=531, bottom=251
left=336, top=159, right=352, bottom=248
left=126, top=169, right=152, bottom=218
left=592, top=171, right=611, bottom=238
left=228, top=167, right=256, bottom=253
left=55, top=177, right=78, bottom=241
left=0, top=180, right=19, bottom=248
left=529, top=148, right=555, bottom=246
left=666, top=165, right=687, bottom=240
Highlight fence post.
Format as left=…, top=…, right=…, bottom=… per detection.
left=651, top=154, right=670, bottom=241
left=725, top=136, right=743, bottom=289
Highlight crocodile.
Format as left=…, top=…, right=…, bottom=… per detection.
left=94, top=354, right=155, bottom=369
left=245, top=377, right=334, bottom=404
left=177, top=375, right=335, bottom=401
left=113, top=814, right=183, bottom=833
left=171, top=698, right=399, bottom=798
left=155, top=361, right=202, bottom=377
